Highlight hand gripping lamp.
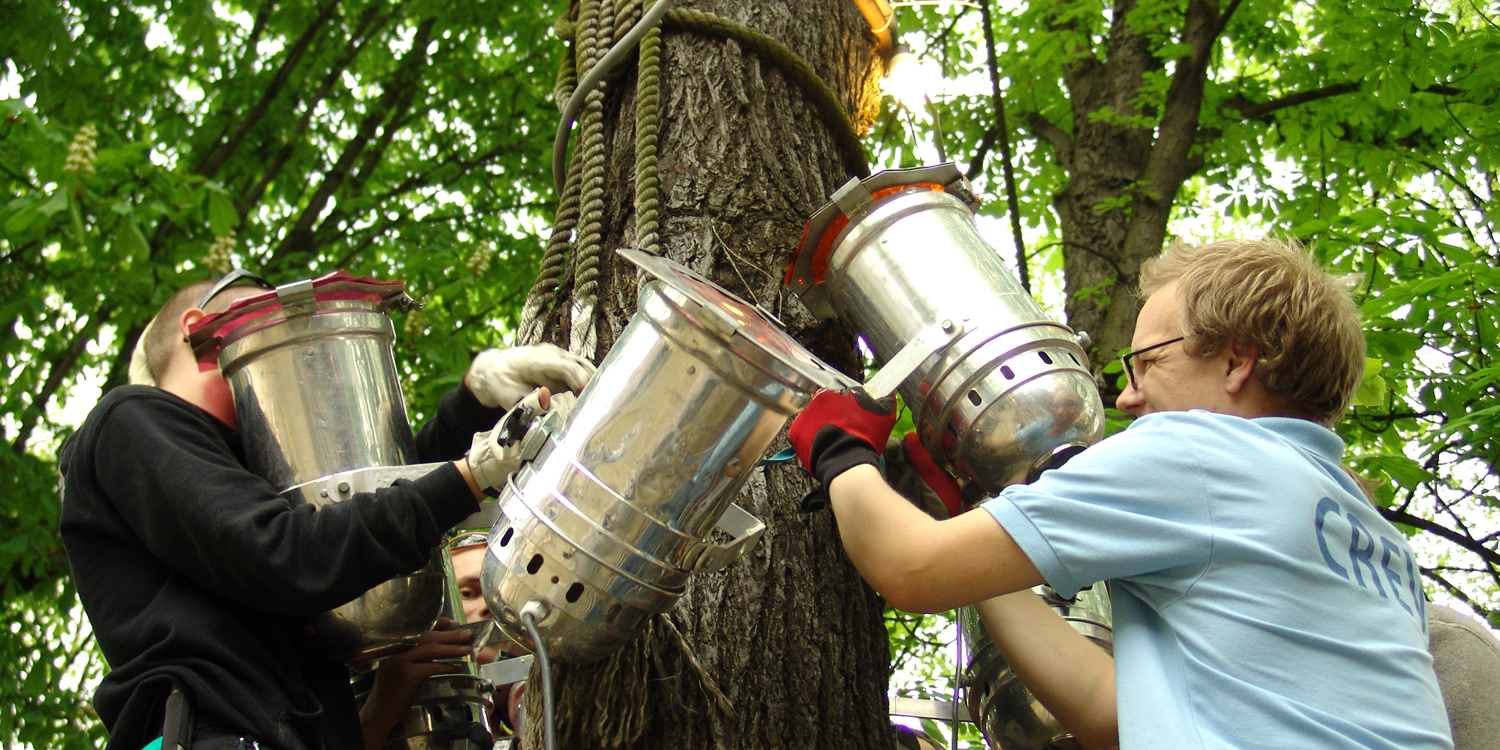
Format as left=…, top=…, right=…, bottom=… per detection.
left=352, top=520, right=505, bottom=750
left=959, top=587, right=1113, bottom=750
left=189, top=272, right=447, bottom=663
left=480, top=249, right=851, bottom=664
left=785, top=163, right=1105, bottom=494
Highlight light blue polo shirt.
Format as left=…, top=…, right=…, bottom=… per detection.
left=984, top=410, right=1451, bottom=750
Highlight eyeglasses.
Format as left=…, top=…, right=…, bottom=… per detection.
left=1119, top=336, right=1185, bottom=389
left=196, top=269, right=274, bottom=311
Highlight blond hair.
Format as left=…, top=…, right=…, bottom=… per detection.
left=1139, top=238, right=1366, bottom=424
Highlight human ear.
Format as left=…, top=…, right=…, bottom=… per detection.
left=1223, top=340, right=1258, bottom=394
left=178, top=308, right=206, bottom=340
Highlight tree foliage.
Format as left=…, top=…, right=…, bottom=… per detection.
left=2, top=0, right=562, bottom=743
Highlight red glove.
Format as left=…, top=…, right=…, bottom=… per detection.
left=904, top=432, right=963, bottom=517
left=788, top=389, right=899, bottom=488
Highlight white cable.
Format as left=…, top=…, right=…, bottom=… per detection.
left=519, top=601, right=556, bottom=750
left=552, top=0, right=677, bottom=196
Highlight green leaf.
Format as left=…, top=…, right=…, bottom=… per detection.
left=37, top=189, right=69, bottom=218
left=1351, top=374, right=1386, bottom=407
left=68, top=192, right=85, bottom=247
left=4, top=207, right=40, bottom=234
left=1352, top=454, right=1434, bottom=490
left=207, top=187, right=239, bottom=237
left=1290, top=219, right=1330, bottom=237
left=115, top=215, right=149, bottom=261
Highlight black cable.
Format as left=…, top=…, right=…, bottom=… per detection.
left=520, top=604, right=556, bottom=750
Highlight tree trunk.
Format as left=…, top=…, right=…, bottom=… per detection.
left=1046, top=0, right=1160, bottom=377
left=521, top=1, right=892, bottom=748
left=1029, top=0, right=1226, bottom=390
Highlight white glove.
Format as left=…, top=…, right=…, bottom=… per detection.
left=548, top=390, right=579, bottom=422
left=466, top=344, right=596, bottom=410
left=467, top=391, right=545, bottom=493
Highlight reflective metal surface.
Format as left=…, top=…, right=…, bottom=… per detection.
left=960, top=586, right=1113, bottom=750
left=356, top=660, right=495, bottom=750
left=790, top=167, right=1105, bottom=493
left=355, top=538, right=498, bottom=750
left=218, top=290, right=443, bottom=662
left=220, top=301, right=418, bottom=495
left=481, top=250, right=846, bottom=663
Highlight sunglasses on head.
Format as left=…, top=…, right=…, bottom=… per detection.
left=197, top=269, right=274, bottom=311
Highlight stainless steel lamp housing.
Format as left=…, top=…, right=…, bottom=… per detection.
left=959, top=586, right=1113, bottom=750
left=206, top=275, right=445, bottom=662
left=786, top=164, right=1105, bottom=493
left=480, top=249, right=851, bottom=664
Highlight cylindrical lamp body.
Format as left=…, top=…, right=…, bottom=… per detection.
left=219, top=297, right=443, bottom=662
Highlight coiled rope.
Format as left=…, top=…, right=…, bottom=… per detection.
left=633, top=23, right=663, bottom=256
left=518, top=1, right=870, bottom=352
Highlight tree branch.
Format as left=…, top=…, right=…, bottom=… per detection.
left=1351, top=409, right=1444, bottom=423
left=1421, top=567, right=1495, bottom=622
left=1220, top=82, right=1361, bottom=121
left=1139, top=0, right=1221, bottom=192
left=233, top=2, right=277, bottom=78
left=1213, top=0, right=1246, bottom=36
left=1221, top=81, right=1467, bottom=123
left=11, top=305, right=112, bottom=454
left=268, top=17, right=437, bottom=266
left=101, top=322, right=145, bottom=395
left=1381, top=507, right=1500, bottom=567
left=980, top=0, right=1031, bottom=292
left=238, top=2, right=392, bottom=212
left=0, top=161, right=41, bottom=190
left=965, top=127, right=997, bottom=180
left=1025, top=112, right=1073, bottom=165
left=315, top=139, right=515, bottom=244
left=193, top=0, right=342, bottom=178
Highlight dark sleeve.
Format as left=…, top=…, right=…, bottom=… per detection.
left=414, top=383, right=505, bottom=462
left=91, top=397, right=480, bottom=616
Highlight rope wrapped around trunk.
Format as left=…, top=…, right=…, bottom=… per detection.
left=516, top=3, right=869, bottom=349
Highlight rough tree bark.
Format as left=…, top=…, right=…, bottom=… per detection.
left=521, top=1, right=893, bottom=748
left=1026, top=0, right=1236, bottom=384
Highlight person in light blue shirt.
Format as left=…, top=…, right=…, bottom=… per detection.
left=789, top=238, right=1452, bottom=749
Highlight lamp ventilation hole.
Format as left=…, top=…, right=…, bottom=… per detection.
left=565, top=583, right=585, bottom=603
left=499, top=528, right=514, bottom=547
left=526, top=554, right=544, bottom=575
left=1039, top=351, right=1053, bottom=365
left=967, top=390, right=982, bottom=406
left=1068, top=352, right=1080, bottom=365
left=1000, top=365, right=1015, bottom=380
left=605, top=604, right=623, bottom=623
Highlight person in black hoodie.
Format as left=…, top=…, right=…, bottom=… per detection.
left=59, top=274, right=592, bottom=750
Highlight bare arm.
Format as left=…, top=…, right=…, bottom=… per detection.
left=976, top=592, right=1118, bottom=749
left=827, top=464, right=1043, bottom=612
left=829, top=465, right=1116, bottom=745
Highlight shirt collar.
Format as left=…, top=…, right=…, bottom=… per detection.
left=1249, top=415, right=1346, bottom=463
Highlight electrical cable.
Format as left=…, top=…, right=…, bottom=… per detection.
left=519, top=603, right=556, bottom=750
left=553, top=0, right=677, bottom=196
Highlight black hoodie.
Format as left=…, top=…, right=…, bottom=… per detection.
left=59, top=385, right=500, bottom=750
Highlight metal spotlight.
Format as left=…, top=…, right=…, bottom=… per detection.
left=786, top=163, right=1105, bottom=494
left=480, top=249, right=851, bottom=663
left=959, top=586, right=1113, bottom=750
left=195, top=272, right=446, bottom=663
